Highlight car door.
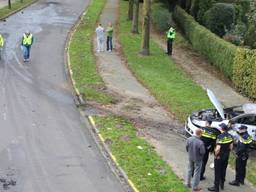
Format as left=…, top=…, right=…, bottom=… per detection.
left=231, top=114, right=256, bottom=142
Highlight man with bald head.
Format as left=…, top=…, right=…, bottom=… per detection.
left=185, top=128, right=205, bottom=192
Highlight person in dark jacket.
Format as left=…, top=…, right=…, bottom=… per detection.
left=200, top=117, right=220, bottom=180
left=185, top=128, right=205, bottom=192
left=229, top=125, right=253, bottom=186
left=208, top=123, right=233, bottom=192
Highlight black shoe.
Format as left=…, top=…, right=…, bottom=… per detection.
left=229, top=180, right=240, bottom=186
left=220, top=182, right=224, bottom=190
left=240, top=181, right=244, bottom=185
left=200, top=176, right=206, bottom=181
left=208, top=186, right=218, bottom=192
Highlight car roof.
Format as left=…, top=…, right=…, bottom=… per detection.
left=243, top=104, right=256, bottom=114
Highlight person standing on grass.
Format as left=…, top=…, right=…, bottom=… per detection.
left=21, top=31, right=34, bottom=62
left=166, top=26, right=176, bottom=55
left=106, top=22, right=113, bottom=52
left=208, top=123, right=233, bottom=192
left=185, top=128, right=205, bottom=192
left=95, top=23, right=105, bottom=52
left=0, top=33, right=4, bottom=60
left=229, top=125, right=252, bottom=186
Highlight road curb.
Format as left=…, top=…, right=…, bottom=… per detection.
left=87, top=115, right=140, bottom=192
left=0, top=0, right=38, bottom=21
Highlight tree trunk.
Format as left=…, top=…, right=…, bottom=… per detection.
left=140, top=0, right=151, bottom=56
left=8, top=0, right=11, bottom=9
left=131, top=0, right=139, bottom=34
left=128, top=0, right=134, bottom=20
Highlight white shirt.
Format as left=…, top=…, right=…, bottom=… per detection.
left=95, top=26, right=105, bottom=39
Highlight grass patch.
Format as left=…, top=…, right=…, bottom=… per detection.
left=95, top=115, right=189, bottom=192
left=0, top=0, right=35, bottom=19
left=69, top=0, right=114, bottom=104
left=119, top=0, right=211, bottom=121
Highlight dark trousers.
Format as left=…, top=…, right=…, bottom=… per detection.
left=235, top=156, right=248, bottom=183
left=23, top=45, right=31, bottom=60
left=214, top=157, right=229, bottom=191
left=201, top=147, right=210, bottom=178
left=106, top=36, right=113, bottom=51
left=167, top=39, right=173, bottom=55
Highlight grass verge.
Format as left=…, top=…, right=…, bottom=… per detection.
left=0, top=0, right=35, bottom=19
left=69, top=0, right=114, bottom=104
left=118, top=0, right=211, bottom=121
left=94, top=115, right=189, bottom=192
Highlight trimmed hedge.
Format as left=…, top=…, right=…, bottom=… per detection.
left=173, top=5, right=256, bottom=100
left=173, top=6, right=237, bottom=79
left=152, top=3, right=172, bottom=32
left=233, top=49, right=256, bottom=99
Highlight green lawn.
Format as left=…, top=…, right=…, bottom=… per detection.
left=69, top=0, right=114, bottom=104
left=119, top=0, right=212, bottom=121
left=0, top=0, right=35, bottom=19
left=95, top=115, right=189, bottom=192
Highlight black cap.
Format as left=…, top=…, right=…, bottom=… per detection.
left=219, top=123, right=228, bottom=130
left=238, top=125, right=248, bottom=130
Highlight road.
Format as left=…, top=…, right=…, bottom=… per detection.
left=0, top=0, right=125, bottom=191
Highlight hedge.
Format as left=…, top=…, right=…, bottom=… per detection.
left=173, top=6, right=256, bottom=100
left=233, top=48, right=256, bottom=99
left=173, top=6, right=237, bottom=79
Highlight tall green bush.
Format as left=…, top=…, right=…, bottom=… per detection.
left=173, top=6, right=237, bottom=78
left=233, top=49, right=256, bottom=99
left=152, top=3, right=172, bottom=32
left=203, top=3, right=236, bottom=37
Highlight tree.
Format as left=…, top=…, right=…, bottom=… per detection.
left=131, top=0, right=139, bottom=33
left=128, top=0, right=134, bottom=20
left=8, top=0, right=11, bottom=9
left=140, top=0, right=151, bottom=55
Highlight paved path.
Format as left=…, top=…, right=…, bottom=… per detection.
left=0, top=0, right=125, bottom=191
left=94, top=0, right=256, bottom=192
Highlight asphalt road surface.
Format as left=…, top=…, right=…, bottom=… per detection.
left=0, top=0, right=125, bottom=191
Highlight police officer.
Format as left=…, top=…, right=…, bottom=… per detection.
left=21, top=31, right=34, bottom=62
left=200, top=117, right=220, bottom=180
left=229, top=125, right=253, bottom=186
left=0, top=33, right=4, bottom=60
left=208, top=123, right=233, bottom=192
left=166, top=27, right=176, bottom=55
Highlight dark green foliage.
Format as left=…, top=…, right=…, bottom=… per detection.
left=203, top=3, right=236, bottom=37
left=173, top=6, right=237, bottom=78
left=244, top=24, right=256, bottom=49
left=197, top=0, right=213, bottom=24
left=152, top=3, right=172, bottom=32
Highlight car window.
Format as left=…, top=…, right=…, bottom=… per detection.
left=237, top=116, right=256, bottom=125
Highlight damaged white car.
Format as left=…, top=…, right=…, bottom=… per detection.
left=185, top=89, right=256, bottom=148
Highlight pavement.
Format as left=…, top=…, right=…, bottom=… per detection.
left=93, top=0, right=256, bottom=192
left=0, top=0, right=125, bottom=191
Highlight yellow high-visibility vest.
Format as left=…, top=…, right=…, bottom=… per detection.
left=23, top=34, right=33, bottom=46
left=0, top=34, right=4, bottom=47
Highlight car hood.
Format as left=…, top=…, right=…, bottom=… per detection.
left=207, top=89, right=225, bottom=119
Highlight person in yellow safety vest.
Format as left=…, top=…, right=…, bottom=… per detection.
left=229, top=125, right=253, bottom=186
left=166, top=27, right=176, bottom=55
left=200, top=117, right=220, bottom=181
left=0, top=33, right=4, bottom=60
left=21, top=31, right=34, bottom=62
